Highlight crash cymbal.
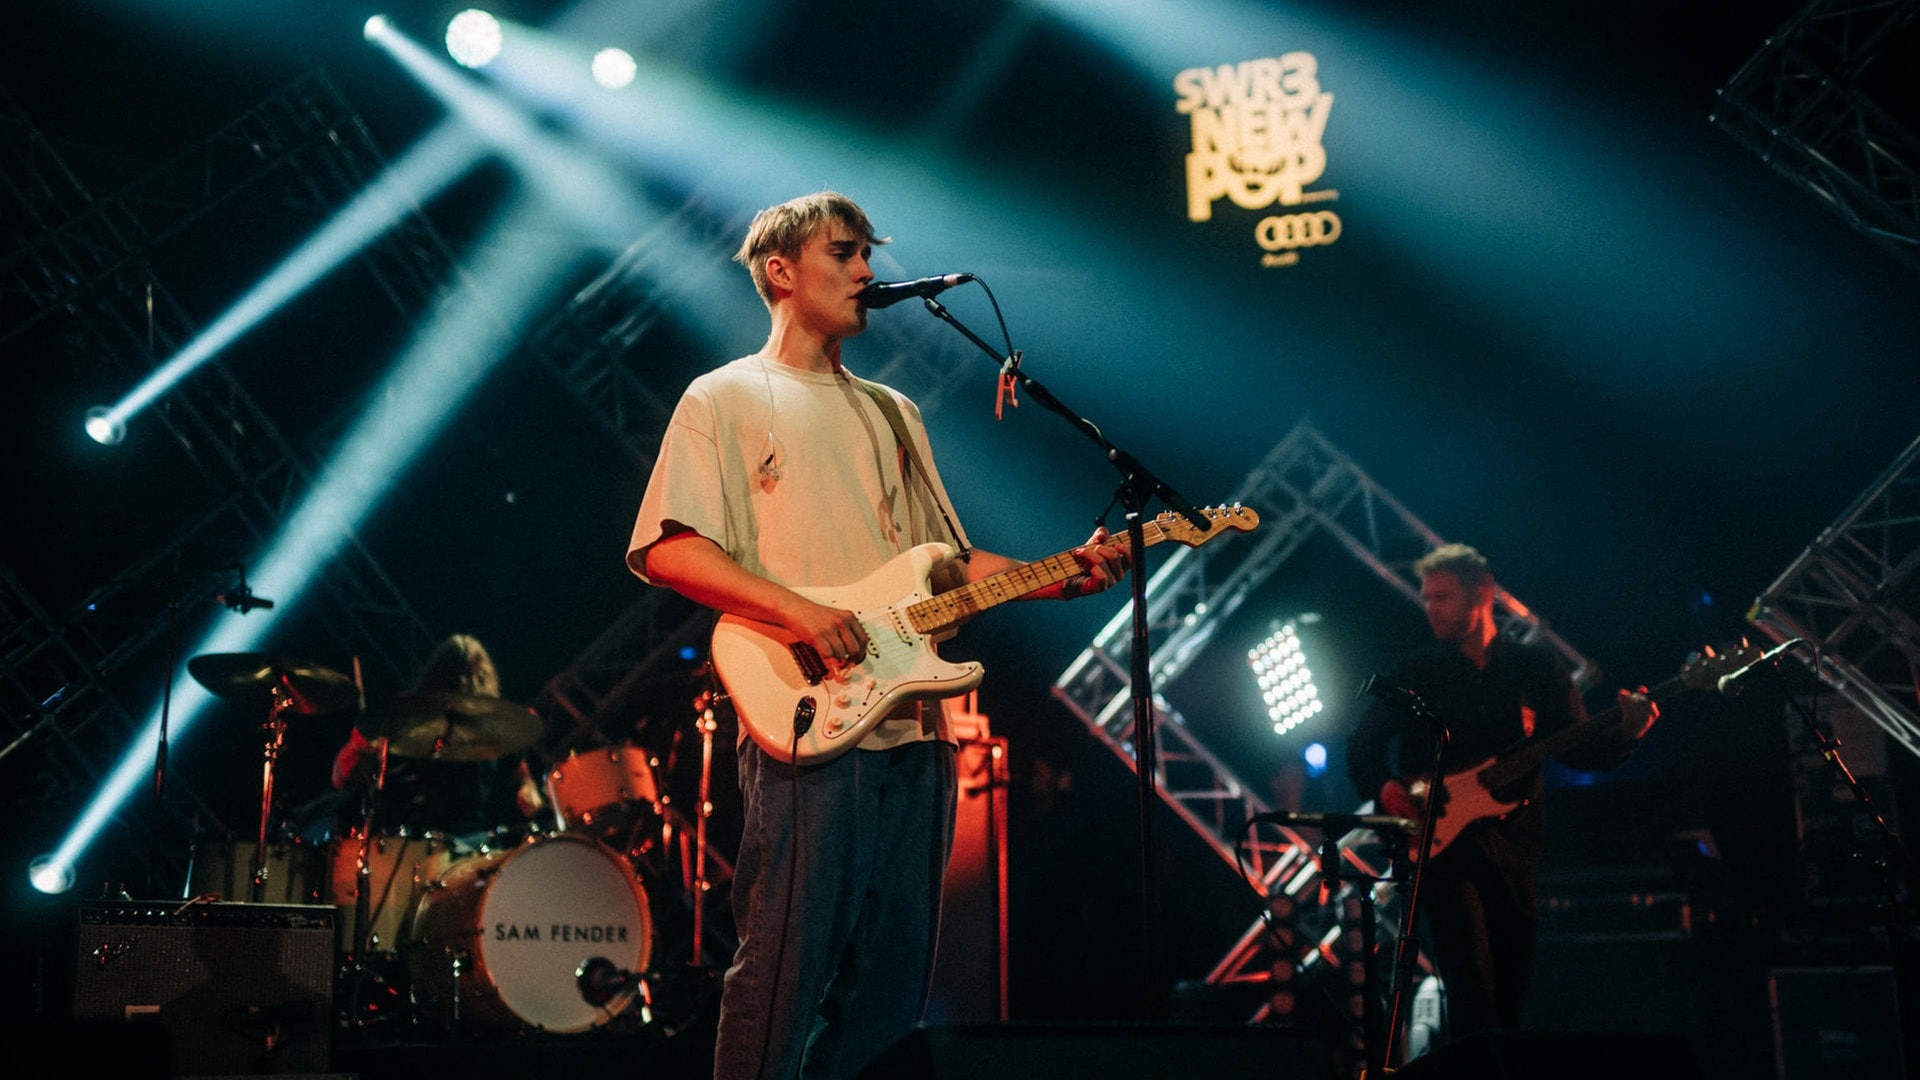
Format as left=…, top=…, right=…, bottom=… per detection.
left=357, top=691, right=542, bottom=761
left=187, top=653, right=359, bottom=716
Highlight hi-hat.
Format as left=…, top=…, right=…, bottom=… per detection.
left=357, top=691, right=542, bottom=761
left=187, top=653, right=359, bottom=716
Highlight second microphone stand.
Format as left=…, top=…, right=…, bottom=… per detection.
left=1358, top=676, right=1452, bottom=1075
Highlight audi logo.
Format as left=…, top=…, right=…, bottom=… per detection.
left=1255, top=211, right=1342, bottom=251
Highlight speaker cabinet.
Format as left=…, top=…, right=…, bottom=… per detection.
left=1770, top=966, right=1907, bottom=1080
left=1396, top=1031, right=1701, bottom=1080
left=70, top=901, right=335, bottom=1077
left=859, top=1022, right=1338, bottom=1079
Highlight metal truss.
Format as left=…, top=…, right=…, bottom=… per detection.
left=0, top=70, right=455, bottom=829
left=536, top=588, right=712, bottom=756
left=522, top=193, right=746, bottom=472
left=1205, top=825, right=1433, bottom=1032
left=1747, top=434, right=1920, bottom=759
left=1053, top=417, right=1592, bottom=1019
left=1, top=70, right=451, bottom=344
left=1710, top=0, right=1920, bottom=270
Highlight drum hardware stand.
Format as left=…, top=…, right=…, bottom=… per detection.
left=249, top=683, right=302, bottom=904
left=690, top=688, right=719, bottom=969
left=449, top=948, right=466, bottom=1028
left=338, top=724, right=408, bottom=1037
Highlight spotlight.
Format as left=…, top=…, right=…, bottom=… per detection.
left=591, top=48, right=637, bottom=90
left=1303, top=742, right=1328, bottom=777
left=363, top=14, right=389, bottom=41
left=1248, top=621, right=1324, bottom=736
left=29, top=854, right=75, bottom=894
left=83, top=405, right=125, bottom=446
left=446, top=9, right=504, bottom=69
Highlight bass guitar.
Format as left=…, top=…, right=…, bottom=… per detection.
left=1380, top=641, right=1766, bottom=861
left=713, top=505, right=1259, bottom=764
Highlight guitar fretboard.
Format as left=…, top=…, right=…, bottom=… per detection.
left=905, top=521, right=1171, bottom=634
left=1477, top=667, right=1688, bottom=791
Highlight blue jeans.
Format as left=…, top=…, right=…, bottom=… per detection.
left=713, top=739, right=957, bottom=1080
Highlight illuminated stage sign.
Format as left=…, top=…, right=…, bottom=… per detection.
left=1176, top=53, right=1339, bottom=268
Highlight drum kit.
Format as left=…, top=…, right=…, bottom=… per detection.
left=181, top=652, right=723, bottom=1039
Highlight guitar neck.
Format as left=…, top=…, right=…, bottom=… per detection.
left=907, top=523, right=1161, bottom=634
left=1477, top=668, right=1683, bottom=790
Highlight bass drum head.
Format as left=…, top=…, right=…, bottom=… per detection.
left=408, top=832, right=652, bottom=1033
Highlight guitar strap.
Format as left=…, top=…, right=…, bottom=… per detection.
left=852, top=376, right=971, bottom=562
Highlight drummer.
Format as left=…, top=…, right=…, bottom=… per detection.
left=331, top=634, right=544, bottom=841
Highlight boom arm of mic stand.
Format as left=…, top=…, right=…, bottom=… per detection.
left=917, top=297, right=1210, bottom=533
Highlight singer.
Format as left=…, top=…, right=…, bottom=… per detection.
left=625, top=192, right=1128, bottom=1080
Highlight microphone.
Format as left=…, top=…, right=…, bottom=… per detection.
left=1249, top=810, right=1418, bottom=835
left=218, top=584, right=275, bottom=614
left=576, top=956, right=633, bottom=1007
left=1716, top=638, right=1808, bottom=693
left=1358, top=674, right=1443, bottom=728
left=857, top=273, right=974, bottom=310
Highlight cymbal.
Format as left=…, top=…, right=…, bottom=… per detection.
left=187, top=653, right=359, bottom=716
left=357, top=691, right=542, bottom=761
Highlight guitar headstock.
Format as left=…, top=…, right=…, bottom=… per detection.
left=1157, top=504, right=1260, bottom=548
left=1677, top=640, right=1769, bottom=691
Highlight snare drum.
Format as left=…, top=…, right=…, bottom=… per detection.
left=547, top=745, right=661, bottom=833
left=326, top=832, right=459, bottom=954
left=403, top=832, right=653, bottom=1033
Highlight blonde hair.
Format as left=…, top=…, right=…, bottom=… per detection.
left=1412, top=543, right=1493, bottom=590
left=415, top=633, right=500, bottom=698
left=733, top=191, right=887, bottom=307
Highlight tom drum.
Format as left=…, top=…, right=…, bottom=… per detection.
left=547, top=745, right=661, bottom=836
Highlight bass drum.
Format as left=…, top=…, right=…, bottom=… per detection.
left=404, top=832, right=653, bottom=1033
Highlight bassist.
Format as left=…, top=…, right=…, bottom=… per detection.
left=1345, top=543, right=1657, bottom=1044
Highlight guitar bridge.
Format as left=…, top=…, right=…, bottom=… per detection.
left=788, top=642, right=828, bottom=686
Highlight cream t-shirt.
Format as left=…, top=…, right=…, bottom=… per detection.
left=628, top=356, right=969, bottom=749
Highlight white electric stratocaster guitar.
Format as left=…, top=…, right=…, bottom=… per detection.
left=1383, top=641, right=1766, bottom=862
left=713, top=505, right=1259, bottom=764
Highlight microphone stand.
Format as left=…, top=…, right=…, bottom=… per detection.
left=152, top=591, right=180, bottom=899
left=1751, top=650, right=1911, bottom=958
left=1252, top=811, right=1419, bottom=1076
left=917, top=294, right=1209, bottom=1018
left=1358, top=677, right=1451, bottom=1074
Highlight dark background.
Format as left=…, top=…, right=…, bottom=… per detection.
left=3, top=0, right=1916, bottom=1067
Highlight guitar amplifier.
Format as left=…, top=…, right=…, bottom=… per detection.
left=70, top=900, right=336, bottom=1077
